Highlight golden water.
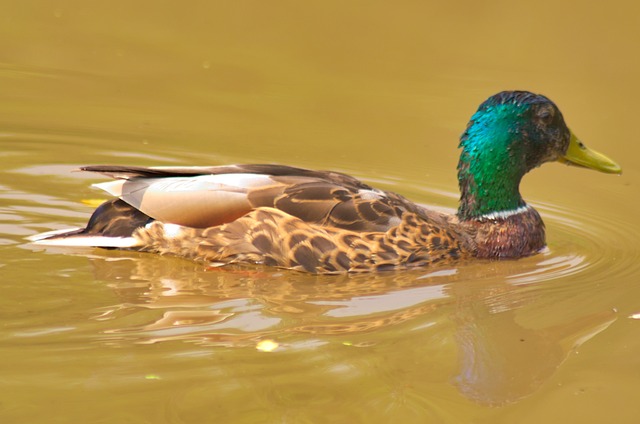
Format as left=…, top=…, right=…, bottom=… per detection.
left=1, top=2, right=640, bottom=423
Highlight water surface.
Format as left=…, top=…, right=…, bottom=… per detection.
left=1, top=2, right=640, bottom=423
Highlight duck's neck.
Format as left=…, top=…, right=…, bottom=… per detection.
left=456, top=105, right=529, bottom=221
left=456, top=148, right=526, bottom=220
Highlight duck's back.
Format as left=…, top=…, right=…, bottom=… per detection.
left=81, top=164, right=429, bottom=233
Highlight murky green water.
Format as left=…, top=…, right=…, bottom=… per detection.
left=2, top=2, right=640, bottom=423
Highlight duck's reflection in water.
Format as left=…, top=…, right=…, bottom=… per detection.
left=88, top=251, right=615, bottom=406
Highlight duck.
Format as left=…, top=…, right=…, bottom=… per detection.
left=29, top=91, right=621, bottom=273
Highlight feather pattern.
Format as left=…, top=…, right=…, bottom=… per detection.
left=134, top=208, right=468, bottom=273
left=83, top=164, right=420, bottom=233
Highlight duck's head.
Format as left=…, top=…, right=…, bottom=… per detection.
left=457, top=91, right=621, bottom=220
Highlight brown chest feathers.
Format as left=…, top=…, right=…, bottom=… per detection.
left=459, top=206, right=546, bottom=259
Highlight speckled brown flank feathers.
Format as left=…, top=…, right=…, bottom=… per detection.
left=135, top=207, right=469, bottom=274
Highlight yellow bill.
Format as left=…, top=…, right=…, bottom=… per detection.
left=558, top=131, right=622, bottom=174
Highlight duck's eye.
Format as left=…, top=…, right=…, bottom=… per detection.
left=537, top=107, right=554, bottom=125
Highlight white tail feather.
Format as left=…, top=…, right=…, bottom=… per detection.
left=27, top=229, right=139, bottom=248
left=26, top=227, right=84, bottom=242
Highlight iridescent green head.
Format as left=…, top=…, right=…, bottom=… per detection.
left=457, top=91, right=621, bottom=220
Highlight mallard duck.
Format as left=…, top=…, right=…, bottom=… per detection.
left=30, top=91, right=621, bottom=273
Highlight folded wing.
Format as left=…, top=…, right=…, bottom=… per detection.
left=82, top=164, right=420, bottom=232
